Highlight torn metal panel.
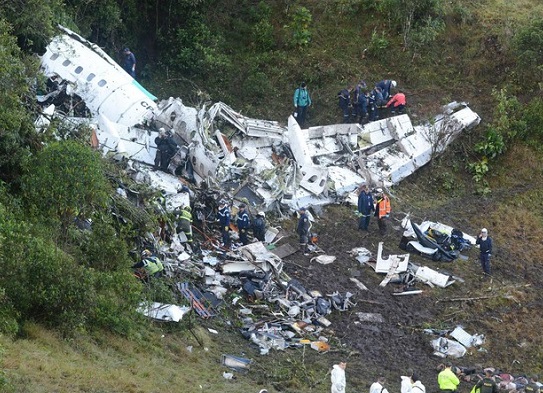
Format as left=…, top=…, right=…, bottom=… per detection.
left=237, top=242, right=283, bottom=273
left=450, top=326, right=485, bottom=348
left=137, top=302, right=191, bottom=322
left=41, top=26, right=157, bottom=127
left=375, top=242, right=409, bottom=273
left=415, top=266, right=456, bottom=288
left=270, top=243, right=298, bottom=259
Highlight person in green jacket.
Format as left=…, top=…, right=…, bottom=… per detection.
left=474, top=369, right=498, bottom=393
left=293, top=82, right=312, bottom=128
left=438, top=362, right=460, bottom=393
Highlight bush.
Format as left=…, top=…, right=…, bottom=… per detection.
left=513, top=19, right=543, bottom=84
left=284, top=6, right=312, bottom=47
left=21, top=141, right=110, bottom=237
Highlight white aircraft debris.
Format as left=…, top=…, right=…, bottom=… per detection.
left=38, top=25, right=481, bottom=213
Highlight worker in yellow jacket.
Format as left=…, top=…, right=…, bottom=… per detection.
left=438, top=362, right=460, bottom=393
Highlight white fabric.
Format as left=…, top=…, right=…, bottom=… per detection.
left=331, top=365, right=346, bottom=393
left=412, top=381, right=426, bottom=393
left=370, top=382, right=389, bottom=393
left=401, top=376, right=413, bottom=393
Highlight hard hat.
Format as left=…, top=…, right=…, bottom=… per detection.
left=183, top=205, right=192, bottom=212
left=376, top=188, right=383, bottom=193
left=391, top=80, right=397, bottom=88
left=159, top=128, right=166, bottom=136
left=219, top=199, right=227, bottom=206
left=141, top=249, right=151, bottom=257
left=257, top=211, right=265, bottom=218
left=481, top=228, right=488, bottom=233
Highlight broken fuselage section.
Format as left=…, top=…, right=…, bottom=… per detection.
left=38, top=25, right=481, bottom=213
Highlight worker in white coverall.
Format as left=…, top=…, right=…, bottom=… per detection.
left=331, top=362, right=347, bottom=393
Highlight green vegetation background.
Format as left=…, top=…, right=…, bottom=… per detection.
left=1, top=0, right=543, bottom=391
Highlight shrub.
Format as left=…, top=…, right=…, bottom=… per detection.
left=513, top=19, right=543, bottom=84
left=21, top=141, right=110, bottom=237
left=284, top=6, right=312, bottom=47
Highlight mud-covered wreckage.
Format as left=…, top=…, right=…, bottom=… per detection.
left=37, top=25, right=481, bottom=214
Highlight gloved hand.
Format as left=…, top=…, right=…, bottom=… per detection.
left=224, top=226, right=229, bottom=231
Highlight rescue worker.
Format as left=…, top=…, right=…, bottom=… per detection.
left=386, top=90, right=407, bottom=115
left=412, top=377, right=426, bottom=393
left=154, top=128, right=178, bottom=172
left=252, top=211, right=267, bottom=242
left=217, top=200, right=231, bottom=249
left=370, top=377, right=390, bottom=393
left=401, top=369, right=417, bottom=393
left=525, top=376, right=540, bottom=393
left=353, top=81, right=368, bottom=123
left=175, top=205, right=193, bottom=243
left=374, top=188, right=391, bottom=235
left=297, top=206, right=312, bottom=255
left=357, top=184, right=375, bottom=231
left=293, top=82, right=312, bottom=128
left=368, top=86, right=384, bottom=122
left=474, top=369, right=498, bottom=393
left=331, top=362, right=347, bottom=393
left=438, top=362, right=460, bottom=393
left=338, top=86, right=352, bottom=123
left=122, top=47, right=136, bottom=78
left=476, top=228, right=493, bottom=276
left=376, top=79, right=397, bottom=100
left=236, top=203, right=251, bottom=245
left=131, top=250, right=164, bottom=280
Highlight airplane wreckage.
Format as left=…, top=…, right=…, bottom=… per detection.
left=33, top=26, right=490, bottom=359
left=36, top=25, right=481, bottom=213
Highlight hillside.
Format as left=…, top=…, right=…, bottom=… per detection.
left=2, top=0, right=543, bottom=392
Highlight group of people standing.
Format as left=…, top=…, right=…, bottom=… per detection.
left=339, top=79, right=406, bottom=124
left=217, top=201, right=267, bottom=249
left=357, top=185, right=391, bottom=235
left=331, top=363, right=425, bottom=393
left=292, top=79, right=406, bottom=129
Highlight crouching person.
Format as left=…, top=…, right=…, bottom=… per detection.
left=132, top=250, right=164, bottom=281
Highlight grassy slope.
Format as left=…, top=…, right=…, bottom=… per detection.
left=3, top=0, right=543, bottom=391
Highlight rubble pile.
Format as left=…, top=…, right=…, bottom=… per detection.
left=36, top=25, right=481, bottom=215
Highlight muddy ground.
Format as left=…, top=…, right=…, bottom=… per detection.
left=228, top=160, right=543, bottom=393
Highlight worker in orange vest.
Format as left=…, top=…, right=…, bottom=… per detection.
left=374, top=188, right=391, bottom=235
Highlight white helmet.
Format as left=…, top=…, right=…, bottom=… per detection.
left=391, top=80, right=397, bottom=88
left=257, top=211, right=265, bottom=218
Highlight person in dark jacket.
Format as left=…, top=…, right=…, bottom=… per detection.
left=297, top=206, right=312, bottom=255
left=476, top=228, right=493, bottom=276
left=217, top=200, right=231, bottom=249
left=525, top=376, right=540, bottom=393
left=154, top=128, right=178, bottom=171
left=376, top=79, right=397, bottom=100
left=122, top=48, right=136, bottom=78
left=236, top=203, right=251, bottom=245
left=368, top=86, right=384, bottom=122
left=357, top=184, right=375, bottom=231
left=252, top=212, right=267, bottom=242
left=353, top=81, right=368, bottom=123
left=338, top=86, right=352, bottom=123
left=474, top=369, right=498, bottom=393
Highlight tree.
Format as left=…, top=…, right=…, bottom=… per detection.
left=21, top=141, right=110, bottom=236
left=0, top=18, right=42, bottom=184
